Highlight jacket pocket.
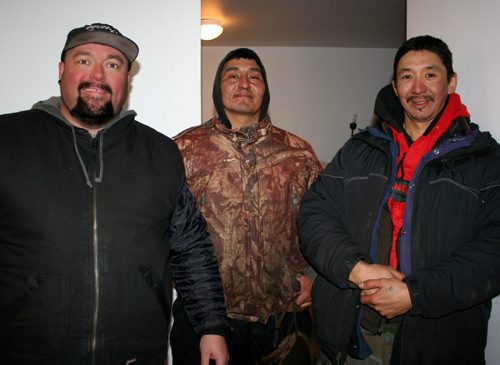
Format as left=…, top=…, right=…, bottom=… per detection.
left=0, top=267, right=69, bottom=361
left=120, top=266, right=169, bottom=357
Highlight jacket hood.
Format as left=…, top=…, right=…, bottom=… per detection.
left=32, top=97, right=67, bottom=121
left=31, top=96, right=137, bottom=188
left=373, top=84, right=405, bottom=131
left=212, top=48, right=270, bottom=129
left=31, top=96, right=136, bottom=130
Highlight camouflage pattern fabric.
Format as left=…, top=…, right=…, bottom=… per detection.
left=175, top=117, right=322, bottom=323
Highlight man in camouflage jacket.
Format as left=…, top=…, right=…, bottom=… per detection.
left=171, top=48, right=323, bottom=365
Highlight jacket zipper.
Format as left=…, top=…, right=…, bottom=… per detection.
left=90, top=137, right=100, bottom=365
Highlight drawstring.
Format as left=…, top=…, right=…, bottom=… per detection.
left=70, top=125, right=104, bottom=188
left=396, top=151, right=407, bottom=179
left=71, top=125, right=93, bottom=188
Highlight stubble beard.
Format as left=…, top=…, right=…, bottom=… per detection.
left=405, top=94, right=437, bottom=120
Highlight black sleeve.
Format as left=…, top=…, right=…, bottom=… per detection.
left=168, top=183, right=229, bottom=335
left=298, top=142, right=367, bottom=288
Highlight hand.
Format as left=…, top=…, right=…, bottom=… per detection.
left=200, top=334, right=229, bottom=365
left=349, top=261, right=405, bottom=286
left=295, top=274, right=313, bottom=308
left=359, top=278, right=412, bottom=318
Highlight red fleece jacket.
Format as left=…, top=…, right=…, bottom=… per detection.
left=387, top=93, right=470, bottom=268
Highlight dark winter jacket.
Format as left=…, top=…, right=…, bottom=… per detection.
left=0, top=97, right=227, bottom=365
left=298, top=87, right=500, bottom=365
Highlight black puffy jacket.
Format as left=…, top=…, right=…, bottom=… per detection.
left=0, top=98, right=227, bottom=364
left=298, top=89, right=500, bottom=365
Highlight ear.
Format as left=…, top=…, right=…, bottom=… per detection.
left=58, top=61, right=65, bottom=82
left=392, top=80, right=399, bottom=97
left=448, top=73, right=458, bottom=94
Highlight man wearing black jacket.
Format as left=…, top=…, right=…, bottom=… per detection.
left=0, top=23, right=228, bottom=365
left=298, top=35, right=500, bottom=365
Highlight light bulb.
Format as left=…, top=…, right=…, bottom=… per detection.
left=201, top=19, right=223, bottom=41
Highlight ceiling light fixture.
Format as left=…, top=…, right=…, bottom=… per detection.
left=201, top=18, right=223, bottom=41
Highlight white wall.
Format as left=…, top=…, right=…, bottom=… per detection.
left=202, top=46, right=396, bottom=163
left=0, top=0, right=200, bottom=138
left=407, top=1, right=500, bottom=362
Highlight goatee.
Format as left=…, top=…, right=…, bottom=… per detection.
left=70, top=82, right=116, bottom=127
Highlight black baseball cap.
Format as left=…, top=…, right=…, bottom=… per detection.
left=61, top=23, right=139, bottom=64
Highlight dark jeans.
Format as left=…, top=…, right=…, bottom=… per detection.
left=170, top=298, right=312, bottom=365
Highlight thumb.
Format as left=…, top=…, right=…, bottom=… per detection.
left=360, top=279, right=381, bottom=289
left=393, top=270, right=406, bottom=280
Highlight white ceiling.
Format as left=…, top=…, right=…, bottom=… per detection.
left=201, top=0, right=406, bottom=48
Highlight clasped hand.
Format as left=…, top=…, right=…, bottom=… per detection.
left=350, top=262, right=412, bottom=318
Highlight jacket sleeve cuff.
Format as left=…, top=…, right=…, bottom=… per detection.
left=303, top=266, right=317, bottom=280
left=403, top=275, right=423, bottom=315
left=293, top=266, right=317, bottom=293
left=346, top=253, right=370, bottom=288
left=199, top=324, right=230, bottom=339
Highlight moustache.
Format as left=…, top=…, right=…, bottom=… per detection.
left=407, top=95, right=434, bottom=102
left=78, top=82, right=113, bottom=94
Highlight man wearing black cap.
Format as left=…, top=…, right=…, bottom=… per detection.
left=171, top=48, right=322, bottom=364
left=0, top=23, right=229, bottom=365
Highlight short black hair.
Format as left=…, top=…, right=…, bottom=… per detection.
left=393, top=35, right=454, bottom=82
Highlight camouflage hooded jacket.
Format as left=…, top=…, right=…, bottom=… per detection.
left=175, top=117, right=322, bottom=322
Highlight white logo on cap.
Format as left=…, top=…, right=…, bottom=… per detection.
left=84, top=24, right=121, bottom=35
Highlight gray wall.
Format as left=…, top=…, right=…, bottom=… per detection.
left=202, top=46, right=396, bottom=163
